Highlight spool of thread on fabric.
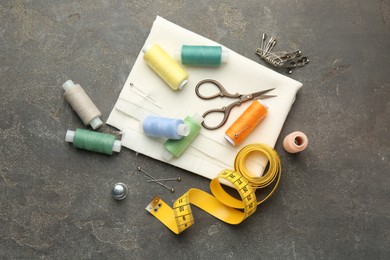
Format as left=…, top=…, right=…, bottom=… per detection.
left=143, top=44, right=189, bottom=91
left=141, top=115, right=190, bottom=140
left=163, top=113, right=203, bottom=161
left=62, top=80, right=103, bottom=129
left=225, top=100, right=268, bottom=146
left=283, top=131, right=308, bottom=153
left=176, top=45, right=229, bottom=67
left=65, top=128, right=121, bottom=155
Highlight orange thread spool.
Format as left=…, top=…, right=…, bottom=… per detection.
left=224, top=100, right=268, bottom=146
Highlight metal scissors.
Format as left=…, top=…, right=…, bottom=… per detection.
left=195, top=79, right=276, bottom=130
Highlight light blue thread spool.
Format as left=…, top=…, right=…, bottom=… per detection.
left=141, top=116, right=190, bottom=139
left=177, top=45, right=229, bottom=67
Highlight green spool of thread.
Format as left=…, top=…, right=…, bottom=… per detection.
left=65, top=128, right=122, bottom=155
left=180, top=45, right=229, bottom=67
left=163, top=114, right=203, bottom=160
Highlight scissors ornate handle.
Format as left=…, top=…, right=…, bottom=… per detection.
left=195, top=79, right=241, bottom=99
left=201, top=101, right=242, bottom=130
left=195, top=79, right=276, bottom=130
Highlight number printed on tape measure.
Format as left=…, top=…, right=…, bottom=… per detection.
left=146, top=144, right=282, bottom=234
left=173, top=192, right=194, bottom=232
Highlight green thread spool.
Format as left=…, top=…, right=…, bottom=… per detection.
left=178, top=45, right=229, bottom=67
left=162, top=114, right=203, bottom=160
left=65, top=128, right=122, bottom=155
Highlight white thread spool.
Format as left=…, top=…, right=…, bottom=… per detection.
left=62, top=80, right=103, bottom=129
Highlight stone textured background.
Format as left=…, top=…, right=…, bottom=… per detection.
left=0, top=0, right=389, bottom=259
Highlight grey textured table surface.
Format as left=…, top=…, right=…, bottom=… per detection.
left=1, top=1, right=389, bottom=259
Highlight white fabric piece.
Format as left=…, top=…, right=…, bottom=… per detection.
left=107, top=16, right=302, bottom=180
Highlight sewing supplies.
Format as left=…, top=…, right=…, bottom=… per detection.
left=283, top=131, right=308, bottom=153
left=224, top=100, right=268, bottom=146
left=143, top=44, right=189, bottom=91
left=146, top=143, right=281, bottom=234
left=176, top=45, right=229, bottom=66
left=137, top=167, right=175, bottom=193
left=140, top=115, right=189, bottom=139
left=195, top=79, right=276, bottom=130
left=255, top=33, right=309, bottom=74
left=112, top=183, right=128, bottom=200
left=62, top=80, right=103, bottom=129
left=162, top=114, right=203, bottom=161
left=65, top=128, right=122, bottom=155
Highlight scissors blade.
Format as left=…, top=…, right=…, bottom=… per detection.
left=250, top=88, right=276, bottom=99
left=256, top=94, right=277, bottom=99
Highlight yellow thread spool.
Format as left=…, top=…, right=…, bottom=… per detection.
left=143, top=44, right=189, bottom=91
left=224, top=100, right=268, bottom=146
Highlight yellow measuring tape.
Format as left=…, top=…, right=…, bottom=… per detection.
left=145, top=144, right=282, bottom=234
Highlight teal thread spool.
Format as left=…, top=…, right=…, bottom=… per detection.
left=65, top=128, right=122, bottom=155
left=162, top=114, right=203, bottom=161
left=177, top=45, right=229, bottom=67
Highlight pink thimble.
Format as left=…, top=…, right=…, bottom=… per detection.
left=283, top=131, right=308, bottom=153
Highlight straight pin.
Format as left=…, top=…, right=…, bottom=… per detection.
left=130, top=83, right=162, bottom=108
left=235, top=126, right=249, bottom=137
left=137, top=167, right=175, bottom=193
left=147, top=177, right=181, bottom=182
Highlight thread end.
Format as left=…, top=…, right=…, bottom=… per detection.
left=62, top=80, right=76, bottom=91
left=177, top=123, right=190, bottom=137
left=89, top=117, right=103, bottom=129
left=224, top=134, right=236, bottom=146
left=162, top=149, right=174, bottom=161
left=143, top=44, right=153, bottom=53
left=221, top=50, right=229, bottom=63
left=174, top=49, right=181, bottom=62
left=256, top=99, right=269, bottom=109
left=65, top=130, right=75, bottom=143
left=190, top=113, right=204, bottom=125
left=178, top=79, right=188, bottom=90
left=112, top=140, right=122, bottom=153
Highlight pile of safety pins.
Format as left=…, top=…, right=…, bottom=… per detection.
left=255, top=33, right=309, bottom=74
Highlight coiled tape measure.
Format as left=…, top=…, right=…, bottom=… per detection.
left=146, top=144, right=282, bottom=234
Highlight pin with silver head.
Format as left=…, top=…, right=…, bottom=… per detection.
left=235, top=126, right=249, bottom=138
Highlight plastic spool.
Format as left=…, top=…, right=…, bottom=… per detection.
left=140, top=115, right=189, bottom=140
left=162, top=113, right=203, bottom=161
left=175, top=45, right=229, bottom=66
left=62, top=80, right=103, bottom=129
left=143, top=44, right=189, bottom=91
left=225, top=100, right=268, bottom=146
left=65, top=128, right=121, bottom=155
left=283, top=131, right=308, bottom=153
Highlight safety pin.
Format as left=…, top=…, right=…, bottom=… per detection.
left=255, top=33, right=309, bottom=74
